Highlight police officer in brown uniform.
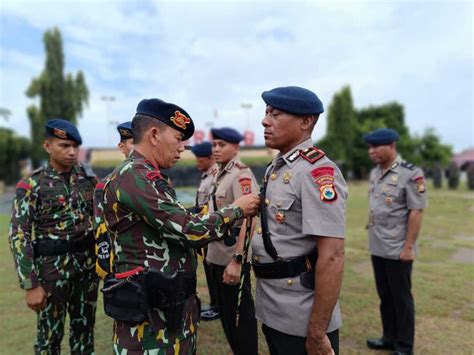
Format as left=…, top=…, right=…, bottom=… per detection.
left=190, top=141, right=220, bottom=321
left=364, top=128, right=426, bottom=355
left=252, top=86, right=347, bottom=355
left=206, top=127, right=259, bottom=354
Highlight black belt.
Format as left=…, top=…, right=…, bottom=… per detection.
left=33, top=237, right=94, bottom=256
left=252, top=253, right=317, bottom=279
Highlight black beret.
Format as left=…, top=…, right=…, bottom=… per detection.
left=136, top=98, right=195, bottom=140
left=262, top=86, right=324, bottom=115
left=363, top=128, right=400, bottom=145
left=191, top=142, right=212, bottom=157
left=117, top=121, right=133, bottom=141
left=211, top=127, right=244, bottom=143
left=45, top=119, right=82, bottom=145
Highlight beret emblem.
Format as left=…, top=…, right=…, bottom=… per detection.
left=53, top=128, right=68, bottom=139
left=170, top=111, right=190, bottom=130
left=119, top=129, right=132, bottom=137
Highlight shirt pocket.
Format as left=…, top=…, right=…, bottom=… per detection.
left=269, top=197, right=295, bottom=235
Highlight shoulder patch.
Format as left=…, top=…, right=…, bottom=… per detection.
left=95, top=181, right=106, bottom=190
left=310, top=166, right=337, bottom=203
left=300, top=147, right=325, bottom=164
left=401, top=161, right=416, bottom=171
left=413, top=176, right=426, bottom=193
left=239, top=177, right=252, bottom=195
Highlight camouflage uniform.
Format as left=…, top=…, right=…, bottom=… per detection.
left=94, top=179, right=113, bottom=279
left=102, top=150, right=244, bottom=354
left=9, top=162, right=99, bottom=355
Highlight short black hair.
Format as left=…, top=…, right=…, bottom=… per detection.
left=132, top=114, right=167, bottom=144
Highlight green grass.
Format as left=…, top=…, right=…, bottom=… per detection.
left=1, top=183, right=473, bottom=354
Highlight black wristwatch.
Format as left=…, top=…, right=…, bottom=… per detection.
left=233, top=252, right=244, bottom=264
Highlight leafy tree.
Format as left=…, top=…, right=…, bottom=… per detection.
left=26, top=27, right=89, bottom=167
left=411, top=128, right=452, bottom=168
left=0, top=128, right=31, bottom=184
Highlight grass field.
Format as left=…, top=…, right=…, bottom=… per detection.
left=0, top=182, right=473, bottom=354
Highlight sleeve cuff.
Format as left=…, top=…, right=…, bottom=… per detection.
left=21, top=275, right=39, bottom=290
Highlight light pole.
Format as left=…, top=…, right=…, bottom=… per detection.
left=101, top=96, right=116, bottom=146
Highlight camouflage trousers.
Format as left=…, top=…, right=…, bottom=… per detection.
left=35, top=271, right=99, bottom=355
left=112, top=334, right=196, bottom=355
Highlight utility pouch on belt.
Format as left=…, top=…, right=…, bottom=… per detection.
left=144, top=269, right=197, bottom=332
left=101, top=267, right=147, bottom=325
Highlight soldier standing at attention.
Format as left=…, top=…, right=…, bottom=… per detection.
left=94, top=121, right=134, bottom=279
left=190, top=142, right=220, bottom=321
left=100, top=99, right=260, bottom=354
left=206, top=127, right=259, bottom=355
left=252, top=86, right=348, bottom=355
left=364, top=128, right=426, bottom=355
left=9, top=119, right=99, bottom=354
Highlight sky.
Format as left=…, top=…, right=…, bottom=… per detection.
left=0, top=0, right=472, bottom=152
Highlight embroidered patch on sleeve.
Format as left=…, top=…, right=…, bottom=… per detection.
left=311, top=166, right=337, bottom=203
left=239, top=177, right=252, bottom=195
left=414, top=176, right=426, bottom=193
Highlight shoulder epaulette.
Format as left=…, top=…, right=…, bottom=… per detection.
left=300, top=147, right=326, bottom=164
left=236, top=162, right=248, bottom=169
left=401, top=161, right=416, bottom=171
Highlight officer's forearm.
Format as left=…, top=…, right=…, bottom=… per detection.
left=405, top=209, right=423, bottom=247
left=308, top=237, right=345, bottom=338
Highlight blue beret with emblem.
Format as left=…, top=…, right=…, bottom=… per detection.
left=191, top=142, right=212, bottom=157
left=363, top=128, right=400, bottom=145
left=45, top=119, right=82, bottom=145
left=211, top=127, right=244, bottom=143
left=262, top=86, right=324, bottom=115
left=136, top=98, right=195, bottom=140
left=117, top=121, right=133, bottom=141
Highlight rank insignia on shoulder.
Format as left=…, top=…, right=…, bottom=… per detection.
left=311, top=166, right=337, bottom=203
left=239, top=177, right=252, bottom=195
left=145, top=170, right=163, bottom=181
left=414, top=176, right=426, bottom=193
left=300, top=147, right=325, bottom=164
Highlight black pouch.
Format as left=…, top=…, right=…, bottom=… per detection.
left=101, top=276, right=148, bottom=325
left=299, top=271, right=315, bottom=290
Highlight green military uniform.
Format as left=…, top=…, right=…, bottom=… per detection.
left=9, top=162, right=98, bottom=354
left=102, top=150, right=244, bottom=354
left=94, top=180, right=112, bottom=279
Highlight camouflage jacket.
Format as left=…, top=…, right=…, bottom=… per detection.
left=9, top=163, right=97, bottom=290
left=102, top=150, right=243, bottom=350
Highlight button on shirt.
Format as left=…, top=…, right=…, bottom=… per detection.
left=368, top=155, right=427, bottom=259
left=251, top=138, right=348, bottom=337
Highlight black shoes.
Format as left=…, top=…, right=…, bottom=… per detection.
left=200, top=307, right=220, bottom=321
left=367, top=337, right=395, bottom=350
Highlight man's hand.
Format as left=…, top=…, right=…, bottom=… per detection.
left=25, top=286, right=47, bottom=311
left=223, top=259, right=242, bottom=285
left=305, top=332, right=335, bottom=355
left=400, top=243, right=415, bottom=262
left=232, top=194, right=260, bottom=217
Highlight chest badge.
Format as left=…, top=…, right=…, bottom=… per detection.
left=270, top=173, right=277, bottom=180
left=283, top=171, right=292, bottom=183
left=391, top=175, right=398, bottom=183
left=275, top=211, right=285, bottom=223
left=385, top=196, right=393, bottom=206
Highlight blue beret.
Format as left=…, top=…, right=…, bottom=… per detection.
left=136, top=98, right=195, bottom=140
left=45, top=119, right=82, bottom=145
left=117, top=121, right=133, bottom=141
left=262, top=86, right=324, bottom=116
left=363, top=128, right=400, bottom=145
left=211, top=127, right=243, bottom=143
left=191, top=142, right=212, bottom=157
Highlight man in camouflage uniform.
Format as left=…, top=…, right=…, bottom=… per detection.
left=9, top=119, right=99, bottom=354
left=205, top=127, right=259, bottom=354
left=190, top=142, right=220, bottom=321
left=252, top=86, right=347, bottom=355
left=364, top=128, right=426, bottom=355
left=100, top=98, right=260, bottom=354
left=95, top=121, right=134, bottom=279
